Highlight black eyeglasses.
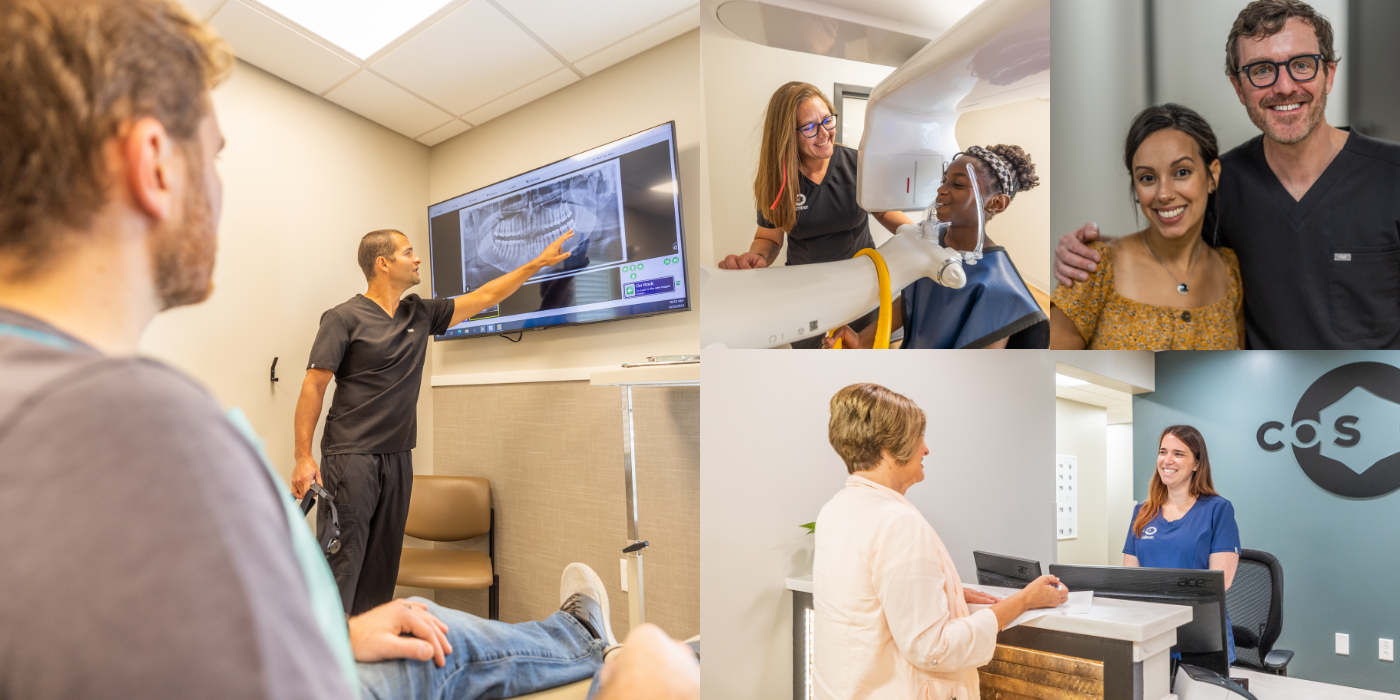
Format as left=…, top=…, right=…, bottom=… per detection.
left=1237, top=54, right=1324, bottom=88
left=797, top=114, right=837, bottom=138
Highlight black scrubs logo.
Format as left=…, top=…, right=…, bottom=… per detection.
left=1256, top=361, right=1400, bottom=498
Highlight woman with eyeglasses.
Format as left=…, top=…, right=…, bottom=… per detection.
left=1050, top=103, right=1244, bottom=349
left=716, top=81, right=915, bottom=348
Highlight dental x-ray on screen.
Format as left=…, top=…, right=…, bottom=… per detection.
left=427, top=122, right=689, bottom=340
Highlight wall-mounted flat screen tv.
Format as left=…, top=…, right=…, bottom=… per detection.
left=427, top=121, right=689, bottom=340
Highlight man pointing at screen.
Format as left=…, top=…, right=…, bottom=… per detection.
left=293, top=228, right=571, bottom=614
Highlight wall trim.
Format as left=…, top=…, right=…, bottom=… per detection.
left=431, top=365, right=617, bottom=386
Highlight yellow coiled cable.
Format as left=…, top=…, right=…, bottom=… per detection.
left=826, top=247, right=892, bottom=349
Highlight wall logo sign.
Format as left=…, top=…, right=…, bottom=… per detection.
left=1256, top=361, right=1400, bottom=499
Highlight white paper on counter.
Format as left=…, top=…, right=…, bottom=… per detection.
left=969, top=591, right=1094, bottom=629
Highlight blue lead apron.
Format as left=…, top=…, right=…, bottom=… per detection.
left=899, top=249, right=1046, bottom=349
left=0, top=323, right=361, bottom=696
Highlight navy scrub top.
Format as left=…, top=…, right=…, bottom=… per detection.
left=1124, top=495, right=1241, bottom=662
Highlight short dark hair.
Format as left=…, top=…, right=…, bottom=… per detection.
left=358, top=229, right=405, bottom=281
left=1225, top=0, right=1338, bottom=77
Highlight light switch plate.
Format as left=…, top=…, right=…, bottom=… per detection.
left=620, top=559, right=628, bottom=593
left=1381, top=638, right=1394, bottom=662
left=1337, top=633, right=1350, bottom=655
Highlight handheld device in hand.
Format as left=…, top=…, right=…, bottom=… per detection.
left=299, top=483, right=342, bottom=555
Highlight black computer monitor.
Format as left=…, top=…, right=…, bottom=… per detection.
left=973, top=551, right=1042, bottom=588
left=1049, top=564, right=1229, bottom=676
left=426, top=122, right=690, bottom=340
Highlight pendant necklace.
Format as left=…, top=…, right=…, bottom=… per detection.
left=1143, top=236, right=1201, bottom=295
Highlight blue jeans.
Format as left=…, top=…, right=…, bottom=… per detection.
left=357, top=599, right=605, bottom=700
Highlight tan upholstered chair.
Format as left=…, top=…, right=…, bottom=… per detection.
left=397, top=476, right=499, bottom=619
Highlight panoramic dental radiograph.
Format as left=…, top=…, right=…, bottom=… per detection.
left=460, top=160, right=626, bottom=289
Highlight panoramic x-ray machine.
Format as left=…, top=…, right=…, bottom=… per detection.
left=699, top=0, right=1049, bottom=349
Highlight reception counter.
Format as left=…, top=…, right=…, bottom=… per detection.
left=785, top=575, right=1192, bottom=700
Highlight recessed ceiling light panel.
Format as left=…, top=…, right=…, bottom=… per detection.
left=258, top=0, right=455, bottom=59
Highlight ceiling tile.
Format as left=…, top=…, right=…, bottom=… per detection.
left=178, top=0, right=225, bottom=20
left=497, top=0, right=695, bottom=63
left=211, top=1, right=359, bottom=95
left=418, top=119, right=472, bottom=146
left=324, top=70, right=454, bottom=138
left=461, top=67, right=578, bottom=126
left=573, top=5, right=698, bottom=76
left=370, top=0, right=563, bottom=117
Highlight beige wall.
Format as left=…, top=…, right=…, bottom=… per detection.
left=1055, top=397, right=1109, bottom=566
left=426, top=32, right=703, bottom=378
left=433, top=382, right=698, bottom=641
left=1106, top=423, right=1135, bottom=565
left=139, top=60, right=436, bottom=482
left=955, top=99, right=1051, bottom=292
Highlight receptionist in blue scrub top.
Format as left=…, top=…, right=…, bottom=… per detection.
left=1124, top=424, right=1241, bottom=662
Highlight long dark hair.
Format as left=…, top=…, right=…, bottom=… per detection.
left=1123, top=104, right=1222, bottom=245
left=1133, top=425, right=1221, bottom=537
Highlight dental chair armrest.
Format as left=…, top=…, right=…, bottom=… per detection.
left=1263, top=649, right=1293, bottom=674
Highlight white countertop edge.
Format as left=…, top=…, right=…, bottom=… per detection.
left=590, top=363, right=700, bottom=386
left=784, top=576, right=1192, bottom=643
left=786, top=575, right=814, bottom=593
left=432, top=366, right=615, bottom=386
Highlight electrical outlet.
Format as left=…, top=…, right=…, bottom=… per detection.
left=620, top=559, right=628, bottom=593
left=1381, top=638, right=1394, bottom=662
left=1337, top=633, right=1350, bottom=655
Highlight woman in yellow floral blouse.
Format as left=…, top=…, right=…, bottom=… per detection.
left=1050, top=104, right=1243, bottom=350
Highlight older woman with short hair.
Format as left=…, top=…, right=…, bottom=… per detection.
left=813, top=383, right=1067, bottom=699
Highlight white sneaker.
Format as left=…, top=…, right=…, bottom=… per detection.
left=559, top=562, right=616, bottom=646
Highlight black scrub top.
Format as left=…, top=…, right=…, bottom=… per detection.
left=1214, top=129, right=1400, bottom=349
left=757, top=144, right=875, bottom=266
left=307, top=294, right=456, bottom=455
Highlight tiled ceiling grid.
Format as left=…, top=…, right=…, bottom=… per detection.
left=183, top=0, right=700, bottom=145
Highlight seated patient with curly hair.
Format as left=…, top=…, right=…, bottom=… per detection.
left=826, top=145, right=1048, bottom=349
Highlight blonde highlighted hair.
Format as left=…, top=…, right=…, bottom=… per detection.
left=828, top=383, right=926, bottom=474
left=754, top=82, right=836, bottom=233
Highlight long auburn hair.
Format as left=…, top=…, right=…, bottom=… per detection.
left=1132, top=425, right=1220, bottom=537
left=753, top=81, right=835, bottom=233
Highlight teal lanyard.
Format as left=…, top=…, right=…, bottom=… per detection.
left=0, top=322, right=74, bottom=351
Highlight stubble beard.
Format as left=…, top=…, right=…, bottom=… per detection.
left=152, top=155, right=218, bottom=311
left=1245, top=83, right=1328, bottom=146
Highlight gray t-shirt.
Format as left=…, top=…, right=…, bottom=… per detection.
left=0, top=308, right=353, bottom=700
left=308, top=294, right=455, bottom=456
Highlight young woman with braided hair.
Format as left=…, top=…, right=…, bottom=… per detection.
left=825, top=144, right=1049, bottom=349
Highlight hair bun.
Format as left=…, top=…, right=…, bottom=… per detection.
left=985, top=144, right=1039, bottom=194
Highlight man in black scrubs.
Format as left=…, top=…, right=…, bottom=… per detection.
left=292, top=228, right=571, bottom=614
left=1053, top=0, right=1400, bottom=349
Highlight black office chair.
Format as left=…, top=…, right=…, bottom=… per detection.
left=1226, top=549, right=1294, bottom=675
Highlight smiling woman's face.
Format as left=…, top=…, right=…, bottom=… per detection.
left=934, top=155, right=989, bottom=226
left=1131, top=129, right=1217, bottom=240
left=794, top=96, right=835, bottom=162
left=1157, top=433, right=1198, bottom=491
